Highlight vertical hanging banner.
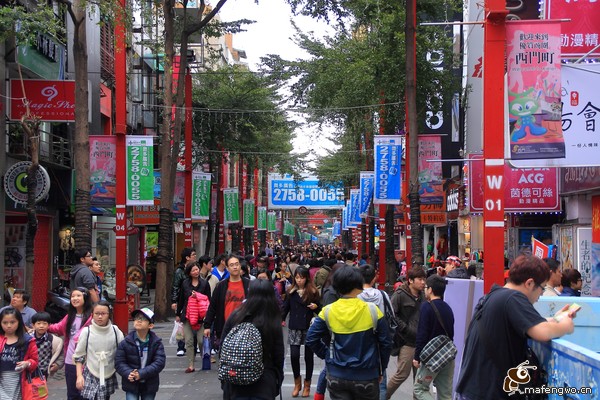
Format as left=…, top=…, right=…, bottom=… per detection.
left=89, top=136, right=116, bottom=205
left=342, top=206, right=348, bottom=231
left=191, top=172, right=211, bottom=220
left=257, top=206, right=267, bottom=231
left=418, top=135, right=444, bottom=204
left=373, top=135, right=402, bottom=204
left=350, top=189, right=361, bottom=226
left=332, top=220, right=341, bottom=237
left=506, top=20, right=563, bottom=160
left=267, top=211, right=277, bottom=233
left=592, top=196, right=600, bottom=296
left=126, top=136, right=154, bottom=205
left=359, top=171, right=374, bottom=218
left=243, top=199, right=255, bottom=228
left=223, top=188, right=239, bottom=224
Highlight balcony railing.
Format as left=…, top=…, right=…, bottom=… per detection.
left=6, top=125, right=72, bottom=169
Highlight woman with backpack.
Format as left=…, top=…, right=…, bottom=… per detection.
left=219, top=279, right=284, bottom=399
left=282, top=266, right=321, bottom=397
left=177, top=261, right=211, bottom=373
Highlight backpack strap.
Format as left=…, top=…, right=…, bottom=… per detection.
left=366, top=302, right=379, bottom=334
left=429, top=301, right=449, bottom=337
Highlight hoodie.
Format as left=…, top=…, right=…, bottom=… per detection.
left=358, top=287, right=387, bottom=313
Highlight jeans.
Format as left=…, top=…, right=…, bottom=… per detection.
left=327, top=375, right=379, bottom=400
left=413, top=360, right=455, bottom=400
left=379, top=370, right=387, bottom=400
left=386, top=345, right=416, bottom=399
left=125, top=392, right=156, bottom=400
left=316, top=367, right=327, bottom=394
left=65, top=363, right=84, bottom=400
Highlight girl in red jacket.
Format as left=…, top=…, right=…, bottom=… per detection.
left=0, top=307, right=39, bottom=399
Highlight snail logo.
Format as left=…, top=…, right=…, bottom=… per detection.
left=503, top=360, right=537, bottom=394
left=41, top=85, right=59, bottom=101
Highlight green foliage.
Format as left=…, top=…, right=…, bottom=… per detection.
left=192, top=65, right=305, bottom=175
left=0, top=1, right=64, bottom=45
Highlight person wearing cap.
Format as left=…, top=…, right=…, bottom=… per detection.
left=446, top=256, right=470, bottom=279
left=115, top=308, right=166, bottom=400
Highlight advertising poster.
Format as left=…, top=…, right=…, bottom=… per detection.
left=506, top=21, right=563, bottom=160
left=268, top=174, right=344, bottom=209
left=342, top=205, right=348, bottom=231
left=576, top=227, right=592, bottom=296
left=223, top=188, right=239, bottom=224
left=267, top=211, right=276, bottom=232
left=359, top=171, right=374, bottom=218
left=545, top=0, right=600, bottom=58
left=89, top=136, right=116, bottom=205
left=191, top=172, right=211, bottom=220
left=126, top=136, right=154, bottom=205
left=418, top=135, right=443, bottom=204
left=592, top=196, right=600, bottom=296
left=10, top=79, right=76, bottom=121
left=243, top=199, right=255, bottom=228
left=257, top=207, right=267, bottom=231
left=173, top=172, right=185, bottom=218
left=349, top=189, right=361, bottom=226
left=560, top=225, right=574, bottom=271
left=373, top=135, right=402, bottom=205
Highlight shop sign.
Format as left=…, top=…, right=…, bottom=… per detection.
left=4, top=161, right=51, bottom=205
left=545, top=0, right=600, bottom=57
left=422, top=213, right=447, bottom=225
left=132, top=202, right=160, bottom=225
left=10, top=79, right=76, bottom=121
left=447, top=188, right=459, bottom=212
left=561, top=167, right=600, bottom=194
left=469, top=155, right=560, bottom=211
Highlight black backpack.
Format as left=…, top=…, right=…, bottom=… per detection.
left=379, top=289, right=400, bottom=336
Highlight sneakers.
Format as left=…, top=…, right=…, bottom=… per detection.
left=177, top=350, right=185, bottom=357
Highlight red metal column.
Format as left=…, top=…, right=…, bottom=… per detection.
left=253, top=166, right=259, bottom=256
left=483, top=1, right=508, bottom=293
left=114, top=0, right=128, bottom=331
left=184, top=70, right=193, bottom=248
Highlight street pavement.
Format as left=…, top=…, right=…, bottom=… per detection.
left=47, top=293, right=414, bottom=399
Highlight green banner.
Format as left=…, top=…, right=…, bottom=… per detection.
left=267, top=211, right=276, bottom=232
left=192, top=172, right=211, bottom=220
left=126, top=136, right=154, bottom=205
left=257, top=207, right=267, bottom=231
left=243, top=199, right=255, bottom=228
left=223, top=188, right=240, bottom=224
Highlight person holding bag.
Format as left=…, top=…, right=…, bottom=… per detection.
left=412, top=275, right=456, bottom=400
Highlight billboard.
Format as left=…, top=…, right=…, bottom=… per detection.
left=268, top=174, right=344, bottom=209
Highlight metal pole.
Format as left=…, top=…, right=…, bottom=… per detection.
left=184, top=70, right=193, bottom=248
left=483, top=0, right=508, bottom=293
left=114, top=0, right=129, bottom=331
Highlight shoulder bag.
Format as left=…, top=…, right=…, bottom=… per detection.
left=419, top=301, right=457, bottom=374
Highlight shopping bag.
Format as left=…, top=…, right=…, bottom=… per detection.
left=202, top=337, right=212, bottom=370
left=169, top=321, right=184, bottom=345
left=21, top=368, right=48, bottom=400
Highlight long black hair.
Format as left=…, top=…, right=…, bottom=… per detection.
left=0, top=307, right=27, bottom=349
left=227, top=279, right=282, bottom=355
left=65, top=287, right=93, bottom=342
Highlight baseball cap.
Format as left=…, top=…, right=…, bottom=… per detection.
left=131, top=307, right=155, bottom=323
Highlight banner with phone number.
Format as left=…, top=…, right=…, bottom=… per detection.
left=268, top=174, right=344, bottom=209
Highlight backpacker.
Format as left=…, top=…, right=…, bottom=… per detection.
left=379, top=289, right=399, bottom=337
left=218, top=322, right=264, bottom=385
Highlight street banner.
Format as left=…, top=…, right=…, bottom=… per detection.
left=510, top=64, right=600, bottom=167
left=257, top=207, right=267, bottom=231
left=243, top=199, right=255, bottom=228
left=223, top=188, right=239, bottom=224
left=267, top=211, right=276, bottom=233
left=373, top=135, right=402, bottom=204
left=173, top=171, right=185, bottom=218
left=126, top=136, right=154, bottom=206
left=532, top=236, right=549, bottom=259
left=268, top=174, right=344, bottom=209
left=191, top=172, right=211, bottom=220
left=350, top=189, right=361, bottom=226
left=89, top=136, right=116, bottom=206
left=418, top=135, right=443, bottom=204
left=506, top=20, right=563, bottom=161
left=576, top=227, right=593, bottom=296
left=545, top=0, right=600, bottom=58
left=342, top=205, right=348, bottom=231
left=10, top=79, right=76, bottom=121
left=359, top=171, right=374, bottom=218
left=332, top=220, right=341, bottom=237
left=592, top=197, right=600, bottom=296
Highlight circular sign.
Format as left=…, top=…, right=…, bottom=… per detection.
left=298, top=206, right=308, bottom=214
left=3, top=161, right=51, bottom=204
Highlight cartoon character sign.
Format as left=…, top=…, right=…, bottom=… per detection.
left=509, top=88, right=547, bottom=142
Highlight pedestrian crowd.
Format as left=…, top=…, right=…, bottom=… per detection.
left=0, top=244, right=581, bottom=400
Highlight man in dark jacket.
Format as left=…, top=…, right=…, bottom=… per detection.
left=115, top=308, right=166, bottom=399
left=70, top=248, right=99, bottom=303
left=386, top=266, right=426, bottom=399
left=203, top=255, right=250, bottom=343
left=170, top=247, right=196, bottom=356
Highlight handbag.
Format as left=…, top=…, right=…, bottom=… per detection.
left=21, top=367, right=48, bottom=400
left=419, top=302, right=457, bottom=374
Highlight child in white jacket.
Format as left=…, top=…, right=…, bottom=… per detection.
left=74, top=301, right=124, bottom=400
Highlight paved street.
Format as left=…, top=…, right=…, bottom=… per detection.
left=47, top=293, right=414, bottom=399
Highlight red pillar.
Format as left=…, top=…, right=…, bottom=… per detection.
left=184, top=70, right=193, bottom=248
left=113, top=0, right=128, bottom=332
left=483, top=0, right=508, bottom=293
left=253, top=166, right=259, bottom=256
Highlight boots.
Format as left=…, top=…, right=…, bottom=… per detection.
left=313, top=394, right=325, bottom=400
left=292, top=376, right=302, bottom=397
left=302, top=380, right=311, bottom=397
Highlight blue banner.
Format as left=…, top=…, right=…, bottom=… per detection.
left=342, top=204, right=349, bottom=231
left=374, top=135, right=402, bottom=205
left=332, top=220, right=341, bottom=237
left=350, top=189, right=361, bottom=226
left=359, top=171, right=374, bottom=217
left=268, top=174, right=344, bottom=209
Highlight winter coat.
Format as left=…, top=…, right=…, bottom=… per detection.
left=170, top=265, right=186, bottom=304
left=203, top=278, right=250, bottom=339
left=186, top=291, right=211, bottom=330
left=0, top=334, right=39, bottom=390
left=282, top=291, right=321, bottom=330
left=447, top=267, right=471, bottom=279
left=177, top=278, right=211, bottom=325
left=115, top=331, right=166, bottom=395
left=313, top=266, right=331, bottom=290
left=390, top=284, right=424, bottom=347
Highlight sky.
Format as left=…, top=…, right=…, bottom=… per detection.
left=218, top=0, right=338, bottom=163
